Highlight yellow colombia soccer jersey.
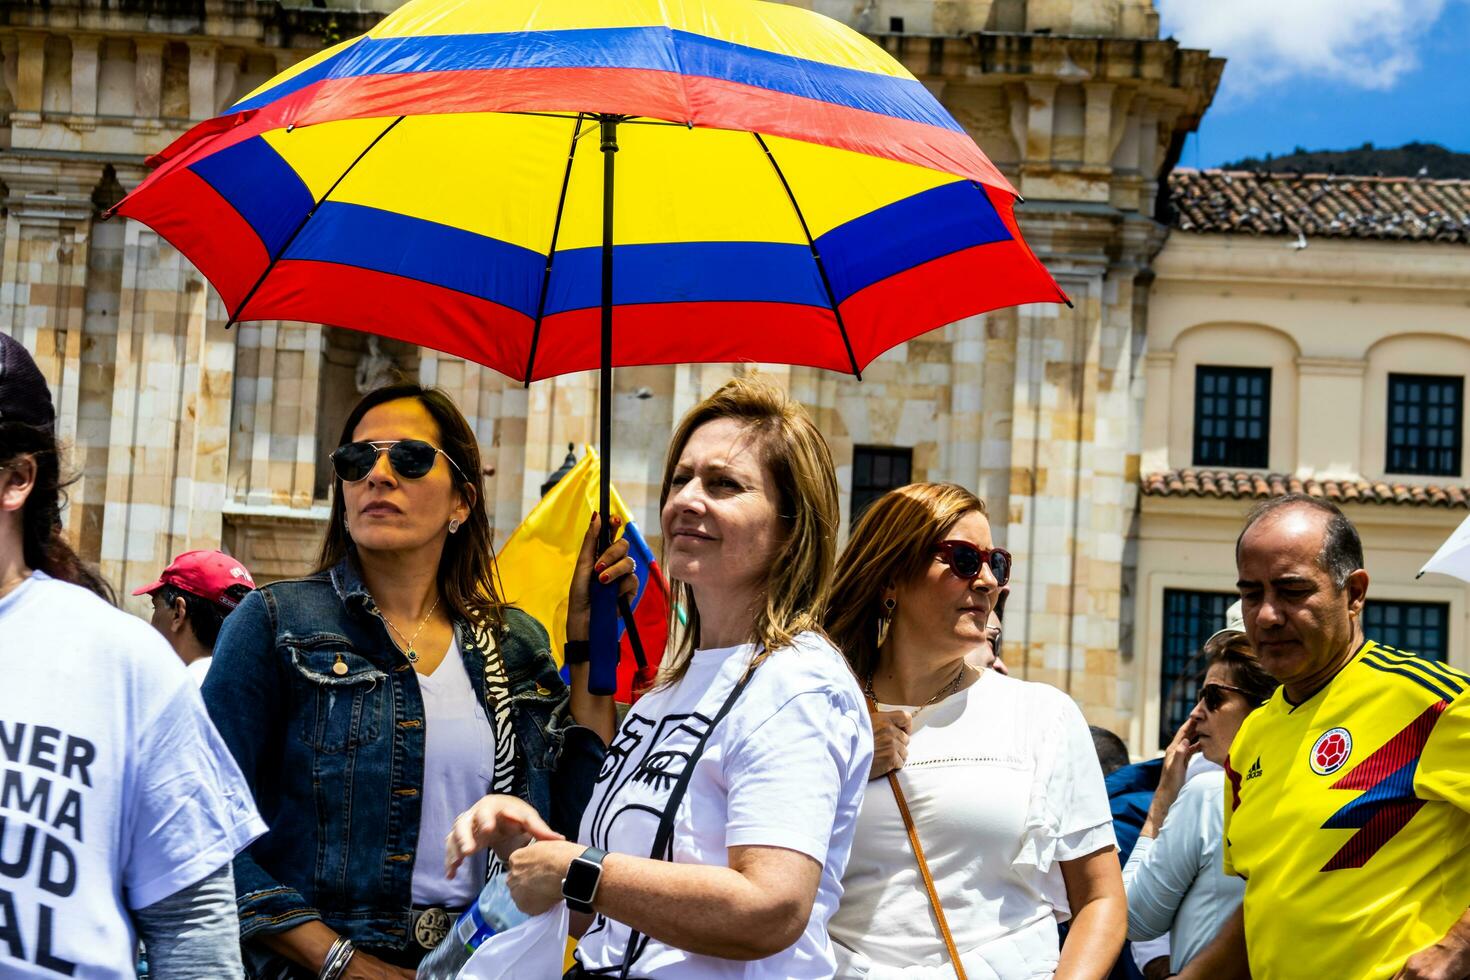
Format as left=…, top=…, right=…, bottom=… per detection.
left=1223, top=640, right=1470, bottom=979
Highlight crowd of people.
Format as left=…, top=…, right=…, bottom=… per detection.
left=1, top=326, right=1468, bottom=980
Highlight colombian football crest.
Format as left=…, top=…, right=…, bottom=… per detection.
left=1310, top=727, right=1353, bottom=775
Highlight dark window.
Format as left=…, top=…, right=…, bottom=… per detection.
left=1386, top=374, right=1463, bottom=477
left=889, top=16, right=905, bottom=31
left=1160, top=589, right=1236, bottom=748
left=1363, top=600, right=1450, bottom=662
left=851, top=446, right=912, bottom=528
left=1193, top=366, right=1271, bottom=468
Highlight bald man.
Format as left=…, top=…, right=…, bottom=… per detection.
left=1182, top=494, right=1470, bottom=980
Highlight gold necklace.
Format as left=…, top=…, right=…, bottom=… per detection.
left=865, top=660, right=971, bottom=708
left=379, top=595, right=441, bottom=663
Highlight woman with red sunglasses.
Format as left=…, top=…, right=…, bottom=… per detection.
left=1122, top=630, right=1274, bottom=975
left=825, top=483, right=1125, bottom=979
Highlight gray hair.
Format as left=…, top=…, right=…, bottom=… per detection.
left=1235, top=494, right=1364, bottom=590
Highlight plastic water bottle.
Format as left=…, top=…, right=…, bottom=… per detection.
left=417, top=874, right=531, bottom=979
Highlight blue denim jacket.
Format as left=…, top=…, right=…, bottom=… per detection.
left=203, top=557, right=605, bottom=950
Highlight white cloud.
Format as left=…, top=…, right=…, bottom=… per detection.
left=1158, top=0, right=1455, bottom=94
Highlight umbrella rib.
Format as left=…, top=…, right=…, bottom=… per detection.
left=523, top=112, right=588, bottom=386
left=751, top=133, right=862, bottom=381
left=507, top=110, right=685, bottom=128
left=226, top=115, right=406, bottom=327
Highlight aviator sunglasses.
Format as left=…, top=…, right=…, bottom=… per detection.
left=330, top=439, right=469, bottom=484
left=934, top=540, right=1012, bottom=587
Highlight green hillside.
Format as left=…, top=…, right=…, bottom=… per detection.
left=1220, top=142, right=1470, bottom=179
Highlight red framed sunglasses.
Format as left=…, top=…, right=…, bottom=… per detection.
left=935, top=540, right=1012, bottom=587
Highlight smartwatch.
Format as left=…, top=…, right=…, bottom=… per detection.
left=562, top=846, right=607, bottom=914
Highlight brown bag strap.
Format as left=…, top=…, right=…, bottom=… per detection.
left=868, top=694, right=968, bottom=980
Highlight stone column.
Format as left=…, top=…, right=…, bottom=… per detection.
left=10, top=31, right=46, bottom=133
left=939, top=314, right=988, bottom=495
left=1001, top=217, right=1138, bottom=731
left=1083, top=82, right=1116, bottom=168
left=0, top=157, right=103, bottom=483
left=133, top=38, right=164, bottom=134
left=187, top=41, right=219, bottom=122
left=68, top=34, right=101, bottom=127
left=99, top=206, right=239, bottom=599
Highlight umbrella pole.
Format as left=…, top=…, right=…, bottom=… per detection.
left=585, top=114, right=626, bottom=696
left=599, top=115, right=617, bottom=554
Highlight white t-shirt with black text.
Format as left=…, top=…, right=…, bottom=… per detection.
left=0, top=572, right=265, bottom=978
left=573, top=631, right=872, bottom=979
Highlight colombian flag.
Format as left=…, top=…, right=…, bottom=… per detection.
left=495, top=448, right=667, bottom=702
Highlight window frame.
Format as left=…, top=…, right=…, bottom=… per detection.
left=1159, top=588, right=1238, bottom=749
left=1384, top=372, right=1464, bottom=478
left=850, top=445, right=914, bottom=529
left=1192, top=365, right=1273, bottom=469
left=1363, top=599, right=1451, bottom=662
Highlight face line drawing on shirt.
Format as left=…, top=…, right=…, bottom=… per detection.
left=587, top=710, right=715, bottom=849
left=582, top=706, right=722, bottom=973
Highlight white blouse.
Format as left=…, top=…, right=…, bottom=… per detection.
left=829, top=670, right=1116, bottom=979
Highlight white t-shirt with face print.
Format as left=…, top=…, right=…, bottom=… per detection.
left=572, top=631, right=872, bottom=979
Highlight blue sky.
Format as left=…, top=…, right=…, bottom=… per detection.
left=1158, top=0, right=1470, bottom=168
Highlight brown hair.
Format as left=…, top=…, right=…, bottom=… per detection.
left=316, top=383, right=505, bottom=636
left=825, top=482, right=986, bottom=682
left=1203, top=630, right=1277, bottom=706
left=657, top=376, right=839, bottom=684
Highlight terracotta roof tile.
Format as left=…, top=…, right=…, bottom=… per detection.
left=1167, top=170, right=1470, bottom=243
left=1141, top=469, right=1470, bottom=508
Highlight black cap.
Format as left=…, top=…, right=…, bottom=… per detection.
left=0, top=333, right=55, bottom=429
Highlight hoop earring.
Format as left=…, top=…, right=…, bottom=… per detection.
left=448, top=518, right=462, bottom=534
left=876, top=596, right=896, bottom=649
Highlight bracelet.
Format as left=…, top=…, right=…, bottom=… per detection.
left=563, top=639, right=591, bottom=665
left=319, top=937, right=355, bottom=980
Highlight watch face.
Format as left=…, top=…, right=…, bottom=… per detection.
left=564, top=855, right=601, bottom=904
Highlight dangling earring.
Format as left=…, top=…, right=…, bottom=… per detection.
left=448, top=518, right=461, bottom=534
left=876, top=596, right=896, bottom=649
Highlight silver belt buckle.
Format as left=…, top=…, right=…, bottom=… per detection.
left=413, top=906, right=452, bottom=950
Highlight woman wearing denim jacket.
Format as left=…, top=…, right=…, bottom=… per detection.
left=205, top=383, right=635, bottom=979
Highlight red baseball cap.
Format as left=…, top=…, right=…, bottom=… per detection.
left=133, top=550, right=257, bottom=609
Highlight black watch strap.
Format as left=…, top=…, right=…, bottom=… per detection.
left=563, top=639, right=591, bottom=665
left=563, top=846, right=607, bottom=913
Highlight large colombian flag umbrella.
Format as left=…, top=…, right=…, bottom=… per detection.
left=112, top=0, right=1068, bottom=693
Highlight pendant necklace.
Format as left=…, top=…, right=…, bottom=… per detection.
left=380, top=595, right=441, bottom=664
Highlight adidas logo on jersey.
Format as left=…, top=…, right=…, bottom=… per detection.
left=1245, top=757, right=1263, bottom=781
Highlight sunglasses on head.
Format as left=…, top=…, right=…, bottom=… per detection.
left=1197, top=682, right=1251, bottom=712
left=934, top=540, right=1012, bottom=587
left=330, top=439, right=468, bottom=484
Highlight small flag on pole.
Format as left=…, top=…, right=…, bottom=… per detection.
left=495, top=448, right=668, bottom=701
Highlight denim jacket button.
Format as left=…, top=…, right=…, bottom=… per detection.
left=535, top=684, right=551, bottom=696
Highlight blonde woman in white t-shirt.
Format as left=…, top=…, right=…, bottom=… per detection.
left=826, top=483, right=1126, bottom=980
left=447, top=377, right=872, bottom=979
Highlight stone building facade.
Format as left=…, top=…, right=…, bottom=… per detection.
left=1, top=0, right=1220, bottom=743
